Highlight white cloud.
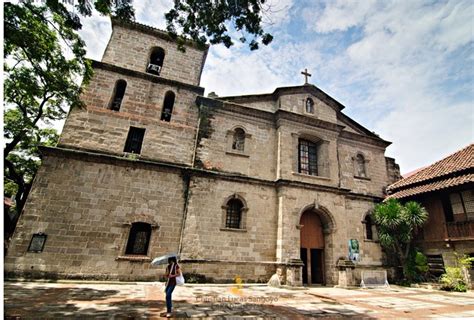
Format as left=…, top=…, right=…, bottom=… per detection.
left=78, top=12, right=111, bottom=60
left=201, top=39, right=320, bottom=96
left=134, top=0, right=172, bottom=29
left=376, top=100, right=473, bottom=172
left=300, top=0, right=474, bottom=173
left=435, top=1, right=473, bottom=52
left=74, top=0, right=473, bottom=173
left=78, top=0, right=173, bottom=61
left=308, top=0, right=377, bottom=33
left=262, top=0, right=295, bottom=27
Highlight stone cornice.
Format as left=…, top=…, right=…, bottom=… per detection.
left=219, top=84, right=345, bottom=112
left=339, top=131, right=391, bottom=148
left=337, top=113, right=391, bottom=146
left=91, top=60, right=205, bottom=95
left=196, top=96, right=275, bottom=122
left=197, top=96, right=345, bottom=133
left=111, top=18, right=209, bottom=52
left=197, top=96, right=390, bottom=148
left=39, top=146, right=384, bottom=202
left=275, top=179, right=351, bottom=195
left=275, top=110, right=345, bottom=133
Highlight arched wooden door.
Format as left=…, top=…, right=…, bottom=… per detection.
left=300, top=209, right=325, bottom=285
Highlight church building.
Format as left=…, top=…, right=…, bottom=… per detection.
left=5, top=19, right=401, bottom=286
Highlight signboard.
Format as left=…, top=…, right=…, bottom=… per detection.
left=28, top=233, right=47, bottom=253
left=348, top=239, right=360, bottom=262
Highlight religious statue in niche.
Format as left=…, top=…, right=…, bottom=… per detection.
left=232, top=128, right=245, bottom=151
left=356, top=154, right=367, bottom=177
left=348, top=239, right=360, bottom=262
left=306, top=98, right=314, bottom=114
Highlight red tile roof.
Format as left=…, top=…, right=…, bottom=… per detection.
left=402, top=166, right=427, bottom=179
left=387, top=143, right=474, bottom=199
left=387, top=174, right=474, bottom=199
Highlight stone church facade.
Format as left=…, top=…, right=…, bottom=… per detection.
left=5, top=19, right=401, bottom=286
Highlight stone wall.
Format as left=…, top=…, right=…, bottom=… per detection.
left=5, top=151, right=186, bottom=281
left=181, top=261, right=277, bottom=283
left=277, top=121, right=340, bottom=187
left=59, top=67, right=200, bottom=165
left=102, top=21, right=207, bottom=86
left=194, top=108, right=277, bottom=180
left=385, top=157, right=402, bottom=185
left=6, top=20, right=400, bottom=286
left=278, top=93, right=337, bottom=124
left=338, top=140, right=389, bottom=198
left=180, top=177, right=278, bottom=262
left=274, top=186, right=383, bottom=286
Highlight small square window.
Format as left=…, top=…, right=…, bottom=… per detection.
left=125, top=223, right=152, bottom=255
left=124, top=127, right=146, bottom=154
left=27, top=233, right=47, bottom=253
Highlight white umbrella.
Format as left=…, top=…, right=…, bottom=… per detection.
left=151, top=253, right=180, bottom=266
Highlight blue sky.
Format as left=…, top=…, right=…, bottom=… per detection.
left=78, top=0, right=473, bottom=174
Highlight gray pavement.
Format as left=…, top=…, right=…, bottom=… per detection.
left=4, top=280, right=474, bottom=319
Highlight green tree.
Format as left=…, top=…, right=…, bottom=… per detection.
left=4, top=0, right=134, bottom=225
left=4, top=0, right=275, bottom=236
left=165, top=0, right=273, bottom=50
left=440, top=253, right=474, bottom=292
left=373, top=198, right=428, bottom=281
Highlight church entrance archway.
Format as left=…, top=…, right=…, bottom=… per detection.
left=300, top=208, right=325, bottom=285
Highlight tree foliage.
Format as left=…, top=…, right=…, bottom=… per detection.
left=165, top=0, right=273, bottom=51
left=440, top=253, right=474, bottom=292
left=373, top=198, right=428, bottom=281
left=3, top=0, right=134, bottom=222
left=4, top=0, right=275, bottom=234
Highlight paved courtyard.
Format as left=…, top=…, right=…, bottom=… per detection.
left=4, top=280, right=474, bottom=319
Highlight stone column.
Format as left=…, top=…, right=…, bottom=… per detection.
left=335, top=259, right=356, bottom=288
left=285, top=259, right=304, bottom=286
left=276, top=195, right=284, bottom=262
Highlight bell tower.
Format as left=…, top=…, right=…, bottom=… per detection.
left=59, top=19, right=209, bottom=165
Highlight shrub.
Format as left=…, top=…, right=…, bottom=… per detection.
left=440, top=267, right=467, bottom=292
left=439, top=253, right=474, bottom=292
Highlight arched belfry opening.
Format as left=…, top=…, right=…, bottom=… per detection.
left=147, top=47, right=165, bottom=75
left=299, top=206, right=334, bottom=285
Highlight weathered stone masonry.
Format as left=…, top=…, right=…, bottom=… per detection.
left=5, top=19, right=400, bottom=286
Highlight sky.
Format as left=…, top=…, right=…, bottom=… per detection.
left=77, top=0, right=473, bottom=174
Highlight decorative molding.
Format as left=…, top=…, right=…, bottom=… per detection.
left=116, top=255, right=151, bottom=262
left=219, top=227, right=247, bottom=233
left=40, top=146, right=385, bottom=201
left=225, top=150, right=250, bottom=158
left=111, top=18, right=209, bottom=51
left=91, top=60, right=205, bottom=95
left=354, top=175, right=371, bottom=181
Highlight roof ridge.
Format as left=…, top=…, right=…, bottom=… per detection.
left=388, top=143, right=474, bottom=191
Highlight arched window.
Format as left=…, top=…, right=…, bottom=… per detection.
left=364, top=215, right=374, bottom=240
left=125, top=222, right=151, bottom=255
left=109, top=79, right=127, bottom=111
left=305, top=98, right=314, bottom=114
left=298, top=139, right=318, bottom=176
left=160, top=91, right=175, bottom=122
left=356, top=154, right=367, bottom=177
left=362, top=214, right=377, bottom=240
left=147, top=47, right=165, bottom=75
left=226, top=199, right=243, bottom=229
left=232, top=128, right=245, bottom=151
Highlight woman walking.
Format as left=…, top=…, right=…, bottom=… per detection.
left=165, top=256, right=180, bottom=318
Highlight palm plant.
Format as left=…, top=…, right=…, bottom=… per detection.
left=373, top=198, right=428, bottom=281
